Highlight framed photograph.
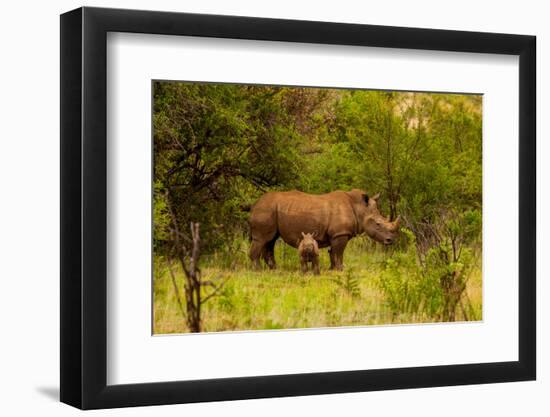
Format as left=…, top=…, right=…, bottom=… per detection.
left=60, top=6, right=536, bottom=409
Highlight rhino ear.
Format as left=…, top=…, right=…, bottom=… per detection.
left=372, top=193, right=381, bottom=201
left=301, top=232, right=306, bottom=238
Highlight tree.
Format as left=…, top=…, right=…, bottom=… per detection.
left=333, top=91, right=482, bottom=229
left=153, top=82, right=306, bottom=253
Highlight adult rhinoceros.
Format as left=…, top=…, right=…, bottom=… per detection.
left=248, top=189, right=400, bottom=270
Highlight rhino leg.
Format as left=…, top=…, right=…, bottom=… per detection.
left=249, top=240, right=264, bottom=269
left=312, top=257, right=320, bottom=275
left=250, top=235, right=278, bottom=270
left=330, top=236, right=349, bottom=271
left=300, top=258, right=308, bottom=273
left=328, top=247, right=336, bottom=270
left=249, top=208, right=278, bottom=269
left=262, top=237, right=278, bottom=269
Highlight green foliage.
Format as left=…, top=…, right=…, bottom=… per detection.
left=379, top=252, right=436, bottom=318
left=333, top=91, right=482, bottom=222
left=331, top=268, right=361, bottom=298
left=377, top=212, right=481, bottom=322
left=153, top=180, right=170, bottom=246
left=153, top=82, right=335, bottom=252
left=154, top=83, right=482, bottom=251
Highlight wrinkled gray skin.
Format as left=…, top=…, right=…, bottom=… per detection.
left=249, top=189, right=400, bottom=270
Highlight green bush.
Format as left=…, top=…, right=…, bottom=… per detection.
left=377, top=214, right=480, bottom=322
left=331, top=268, right=361, bottom=298
left=378, top=246, right=443, bottom=320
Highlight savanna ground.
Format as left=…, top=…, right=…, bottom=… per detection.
left=153, top=235, right=482, bottom=334
left=153, top=82, right=483, bottom=334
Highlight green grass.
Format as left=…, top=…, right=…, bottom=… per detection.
left=153, top=236, right=482, bottom=334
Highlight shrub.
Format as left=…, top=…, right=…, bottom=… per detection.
left=332, top=268, right=361, bottom=298
left=378, top=245, right=443, bottom=320
left=377, top=213, right=480, bottom=322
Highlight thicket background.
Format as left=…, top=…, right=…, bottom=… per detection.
left=153, top=82, right=483, bottom=333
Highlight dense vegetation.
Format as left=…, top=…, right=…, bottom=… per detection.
left=153, top=81, right=482, bottom=333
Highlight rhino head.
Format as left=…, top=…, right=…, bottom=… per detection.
left=363, top=193, right=400, bottom=245
left=347, top=190, right=400, bottom=245
left=300, top=232, right=317, bottom=252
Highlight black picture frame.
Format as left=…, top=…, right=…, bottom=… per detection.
left=60, top=6, right=536, bottom=410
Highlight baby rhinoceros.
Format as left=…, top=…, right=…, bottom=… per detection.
left=298, top=232, right=320, bottom=275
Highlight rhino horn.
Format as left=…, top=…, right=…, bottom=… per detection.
left=392, top=215, right=401, bottom=230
